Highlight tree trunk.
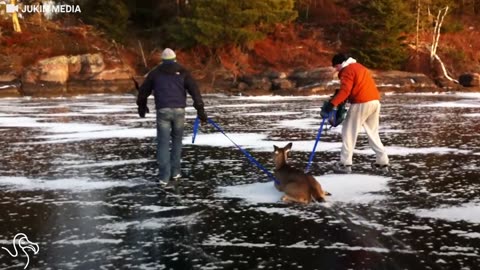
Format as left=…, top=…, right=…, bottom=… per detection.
left=12, top=0, right=22, bottom=33
left=432, top=54, right=459, bottom=84
left=430, top=6, right=448, bottom=61
left=430, top=6, right=458, bottom=84
left=138, top=40, right=148, bottom=68
left=416, top=0, right=420, bottom=54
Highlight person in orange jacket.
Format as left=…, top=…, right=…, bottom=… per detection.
left=321, top=53, right=389, bottom=173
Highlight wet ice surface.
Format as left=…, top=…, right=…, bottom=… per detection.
left=0, top=93, right=479, bottom=269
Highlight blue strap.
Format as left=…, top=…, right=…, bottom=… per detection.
left=206, top=118, right=280, bottom=185
left=192, top=116, right=200, bottom=143
left=305, top=111, right=333, bottom=173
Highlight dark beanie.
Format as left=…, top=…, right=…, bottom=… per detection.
left=331, top=53, right=348, bottom=66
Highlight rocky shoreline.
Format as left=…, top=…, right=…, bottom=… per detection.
left=0, top=53, right=135, bottom=97
left=1, top=53, right=479, bottom=98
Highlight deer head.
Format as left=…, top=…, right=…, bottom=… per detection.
left=273, top=142, right=293, bottom=169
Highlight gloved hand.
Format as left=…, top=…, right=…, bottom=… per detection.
left=328, top=109, right=338, bottom=126
left=320, top=101, right=334, bottom=119
left=138, top=105, right=149, bottom=118
left=197, top=108, right=208, bottom=123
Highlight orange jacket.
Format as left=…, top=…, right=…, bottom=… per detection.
left=330, top=63, right=380, bottom=107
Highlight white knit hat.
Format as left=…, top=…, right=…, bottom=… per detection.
left=161, top=48, right=176, bottom=60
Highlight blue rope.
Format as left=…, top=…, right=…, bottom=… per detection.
left=305, top=111, right=333, bottom=173
left=192, top=116, right=200, bottom=143
left=192, top=117, right=280, bottom=185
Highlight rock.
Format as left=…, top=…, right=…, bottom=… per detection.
left=0, top=73, right=17, bottom=82
left=0, top=70, right=21, bottom=96
left=0, top=84, right=21, bottom=97
left=93, top=66, right=134, bottom=81
left=372, top=70, right=437, bottom=89
left=68, top=53, right=105, bottom=80
left=262, top=69, right=283, bottom=79
left=22, top=53, right=135, bottom=84
left=289, top=67, right=336, bottom=88
left=309, top=67, right=337, bottom=81
left=252, top=77, right=272, bottom=91
left=23, top=55, right=69, bottom=84
left=238, top=75, right=254, bottom=86
left=289, top=68, right=309, bottom=80
left=434, top=77, right=458, bottom=89
left=272, top=78, right=294, bottom=90
left=229, top=67, right=439, bottom=95
left=238, top=75, right=272, bottom=91
left=237, top=82, right=249, bottom=91
left=23, top=53, right=106, bottom=84
left=459, top=73, right=480, bottom=87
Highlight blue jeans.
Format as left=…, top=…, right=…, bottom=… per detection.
left=156, top=108, right=185, bottom=180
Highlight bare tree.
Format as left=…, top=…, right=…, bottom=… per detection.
left=416, top=0, right=420, bottom=54
left=430, top=6, right=458, bottom=83
left=11, top=0, right=22, bottom=32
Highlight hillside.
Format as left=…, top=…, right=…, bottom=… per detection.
left=1, top=4, right=480, bottom=95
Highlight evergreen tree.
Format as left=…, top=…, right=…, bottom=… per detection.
left=124, top=0, right=179, bottom=30
left=349, top=0, right=414, bottom=70
left=79, top=0, right=130, bottom=41
left=169, top=0, right=297, bottom=48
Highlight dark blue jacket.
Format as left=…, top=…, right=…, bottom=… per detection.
left=136, top=62, right=204, bottom=111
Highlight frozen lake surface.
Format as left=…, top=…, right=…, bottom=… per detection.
left=0, top=92, right=479, bottom=269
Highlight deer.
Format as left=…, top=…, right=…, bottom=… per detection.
left=273, top=142, right=330, bottom=204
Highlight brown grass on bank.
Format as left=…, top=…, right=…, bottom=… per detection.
left=251, top=24, right=331, bottom=71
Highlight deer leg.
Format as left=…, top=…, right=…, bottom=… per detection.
left=281, top=194, right=309, bottom=204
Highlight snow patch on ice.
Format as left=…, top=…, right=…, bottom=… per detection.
left=414, top=203, right=480, bottom=223
left=243, top=111, right=303, bottom=116
left=62, top=158, right=153, bottom=169
left=217, top=173, right=389, bottom=205
left=225, top=95, right=328, bottom=101
left=54, top=238, right=123, bottom=245
left=188, top=132, right=469, bottom=155
left=0, top=176, right=139, bottom=191
left=449, top=230, right=480, bottom=239
left=423, top=101, right=480, bottom=108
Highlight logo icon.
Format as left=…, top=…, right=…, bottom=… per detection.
left=5, top=4, right=18, bottom=13
left=2, top=233, right=40, bottom=269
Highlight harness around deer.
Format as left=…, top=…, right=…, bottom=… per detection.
left=273, top=142, right=331, bottom=204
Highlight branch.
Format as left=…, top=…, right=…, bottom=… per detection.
left=432, top=53, right=459, bottom=84
left=431, top=6, right=449, bottom=59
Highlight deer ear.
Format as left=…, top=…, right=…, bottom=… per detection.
left=274, top=145, right=278, bottom=151
left=286, top=142, right=292, bottom=149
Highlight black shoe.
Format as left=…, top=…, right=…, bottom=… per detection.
left=334, top=162, right=352, bottom=174
left=371, top=162, right=390, bottom=173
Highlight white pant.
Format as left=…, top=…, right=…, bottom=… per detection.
left=340, top=100, right=389, bottom=166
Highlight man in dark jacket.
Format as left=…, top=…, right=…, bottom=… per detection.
left=137, top=48, right=208, bottom=185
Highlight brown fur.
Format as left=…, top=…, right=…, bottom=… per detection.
left=273, top=143, right=330, bottom=204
